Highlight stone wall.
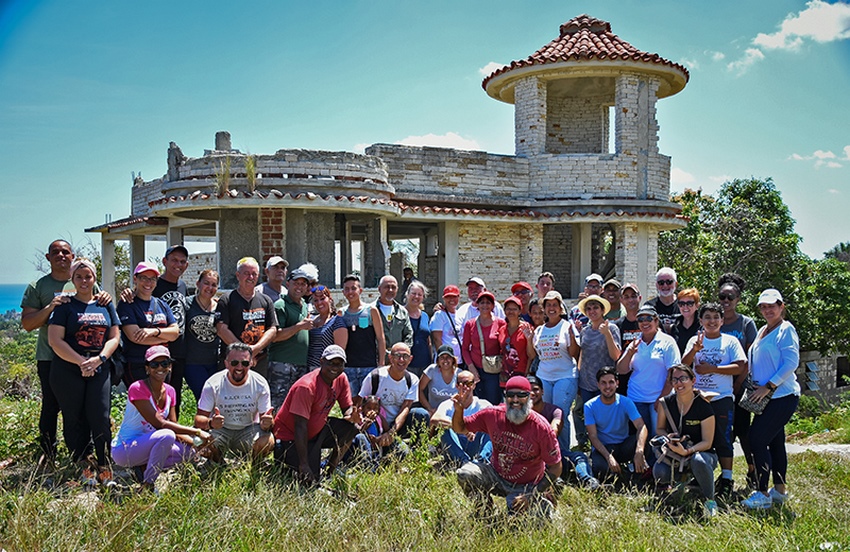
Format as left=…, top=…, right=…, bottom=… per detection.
left=132, top=178, right=163, bottom=216
left=455, top=222, right=543, bottom=299
left=367, top=144, right=530, bottom=200
left=546, top=94, right=613, bottom=154
left=542, top=224, right=573, bottom=297
left=514, top=76, right=547, bottom=157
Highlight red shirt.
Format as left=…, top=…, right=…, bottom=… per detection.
left=499, top=322, right=532, bottom=380
left=464, top=404, right=561, bottom=485
left=462, top=317, right=506, bottom=370
left=273, top=368, right=352, bottom=441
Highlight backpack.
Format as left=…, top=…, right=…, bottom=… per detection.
left=370, top=368, right=412, bottom=397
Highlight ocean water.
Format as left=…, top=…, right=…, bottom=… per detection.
left=0, top=284, right=27, bottom=314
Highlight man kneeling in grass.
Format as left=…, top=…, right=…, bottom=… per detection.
left=452, top=376, right=562, bottom=518
left=194, top=342, right=275, bottom=463
left=273, top=345, right=359, bottom=483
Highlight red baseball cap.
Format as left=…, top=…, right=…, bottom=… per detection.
left=505, top=376, right=531, bottom=392
left=442, top=285, right=460, bottom=297
left=511, top=281, right=533, bottom=294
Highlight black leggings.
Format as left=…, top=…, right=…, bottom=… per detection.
left=49, top=356, right=112, bottom=467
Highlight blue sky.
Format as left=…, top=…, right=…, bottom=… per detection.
left=1, top=0, right=848, bottom=284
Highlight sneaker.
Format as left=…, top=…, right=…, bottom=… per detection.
left=768, top=487, right=789, bottom=504
left=741, top=490, right=772, bottom=510
left=97, top=468, right=117, bottom=489
left=582, top=476, right=602, bottom=491
left=704, top=499, right=718, bottom=518
left=715, top=477, right=734, bottom=500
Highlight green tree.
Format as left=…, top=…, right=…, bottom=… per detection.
left=792, top=258, right=850, bottom=356
left=825, top=241, right=850, bottom=265
left=659, top=177, right=803, bottom=312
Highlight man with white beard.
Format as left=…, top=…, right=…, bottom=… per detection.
left=643, top=267, right=681, bottom=334
left=452, top=376, right=562, bottom=517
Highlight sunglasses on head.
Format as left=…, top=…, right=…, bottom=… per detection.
left=311, top=285, right=327, bottom=294
left=718, top=293, right=737, bottom=301
left=505, top=391, right=530, bottom=398
left=229, top=360, right=251, bottom=367
left=657, top=279, right=675, bottom=286
left=148, top=360, right=172, bottom=369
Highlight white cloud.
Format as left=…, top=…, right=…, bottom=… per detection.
left=397, top=132, right=481, bottom=151
left=754, top=0, right=850, bottom=50
left=671, top=167, right=696, bottom=185
left=829, top=188, right=840, bottom=194
left=789, top=148, right=849, bottom=167
left=814, top=149, right=837, bottom=159
left=478, top=61, right=504, bottom=77
left=680, top=58, right=699, bottom=70
left=726, top=48, right=765, bottom=74
left=709, top=175, right=733, bottom=184
left=710, top=51, right=726, bottom=61
left=843, top=145, right=850, bottom=159
left=825, top=161, right=843, bottom=168
left=352, top=143, right=369, bottom=154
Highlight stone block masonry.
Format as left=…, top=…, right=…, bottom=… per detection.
left=458, top=222, right=543, bottom=299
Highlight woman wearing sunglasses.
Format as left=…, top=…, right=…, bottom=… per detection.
left=306, top=285, right=347, bottom=369
left=112, top=345, right=210, bottom=491
left=653, top=363, right=719, bottom=517
left=674, top=288, right=701, bottom=355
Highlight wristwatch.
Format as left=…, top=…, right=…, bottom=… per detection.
left=99, top=354, right=108, bottom=364
left=766, top=381, right=777, bottom=391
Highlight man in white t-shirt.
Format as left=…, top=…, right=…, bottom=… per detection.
left=195, top=342, right=275, bottom=462
left=430, top=370, right=492, bottom=466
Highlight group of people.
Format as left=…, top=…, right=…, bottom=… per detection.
left=21, top=240, right=800, bottom=518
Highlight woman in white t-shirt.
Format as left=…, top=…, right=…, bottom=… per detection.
left=532, top=291, right=580, bottom=444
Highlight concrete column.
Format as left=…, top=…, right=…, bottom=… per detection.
left=166, top=226, right=184, bottom=249
left=284, top=208, right=307, bottom=269
left=570, top=223, right=593, bottom=298
left=339, top=218, right=351, bottom=282
left=217, top=209, right=259, bottom=289
left=440, top=221, right=460, bottom=290
left=304, top=211, right=336, bottom=287
left=642, top=226, right=656, bottom=299
left=363, top=217, right=388, bottom=288
left=100, top=235, right=116, bottom=296
left=129, top=235, right=146, bottom=269
left=514, top=76, right=547, bottom=157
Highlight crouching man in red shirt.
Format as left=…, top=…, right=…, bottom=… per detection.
left=452, top=375, right=562, bottom=518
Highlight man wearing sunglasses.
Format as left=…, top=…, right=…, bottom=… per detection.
left=453, top=376, right=562, bottom=518
left=195, top=342, right=275, bottom=463
left=643, top=267, right=681, bottom=334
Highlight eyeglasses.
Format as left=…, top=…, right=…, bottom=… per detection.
left=718, top=293, right=737, bottom=301
left=513, top=290, right=532, bottom=296
left=671, top=375, right=692, bottom=383
left=136, top=275, right=157, bottom=284
left=391, top=353, right=411, bottom=360
left=637, top=315, right=656, bottom=323
left=678, top=300, right=696, bottom=307
left=657, top=279, right=675, bottom=286
left=457, top=381, right=475, bottom=388
left=311, top=285, right=327, bottom=294
left=504, top=390, right=530, bottom=398
left=229, top=360, right=251, bottom=367
left=148, top=360, right=172, bottom=369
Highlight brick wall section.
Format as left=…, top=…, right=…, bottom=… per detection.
left=458, top=222, right=546, bottom=300
left=368, top=144, right=530, bottom=200
left=132, top=179, right=163, bottom=216
left=546, top=93, right=613, bottom=154
left=259, top=208, right=285, bottom=264
left=514, top=77, right=547, bottom=157
left=542, top=224, right=573, bottom=297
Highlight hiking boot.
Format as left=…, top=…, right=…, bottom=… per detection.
left=715, top=477, right=734, bottom=500
left=741, top=490, right=772, bottom=510
left=768, top=487, right=789, bottom=505
left=80, top=467, right=98, bottom=488
left=704, top=499, right=718, bottom=518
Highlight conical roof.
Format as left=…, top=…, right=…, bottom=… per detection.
left=483, top=15, right=689, bottom=102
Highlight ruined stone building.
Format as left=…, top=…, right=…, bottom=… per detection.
left=88, top=15, right=688, bottom=299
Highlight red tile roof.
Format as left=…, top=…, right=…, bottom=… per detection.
left=482, top=14, right=689, bottom=90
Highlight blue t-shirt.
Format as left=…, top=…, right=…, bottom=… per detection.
left=49, top=297, right=120, bottom=355
left=117, top=297, right=176, bottom=364
left=409, top=312, right=432, bottom=370
left=584, top=394, right=642, bottom=446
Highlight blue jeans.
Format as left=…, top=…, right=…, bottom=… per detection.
left=573, top=388, right=600, bottom=448
left=563, top=450, right=594, bottom=482
left=541, top=377, right=578, bottom=449
left=749, top=394, right=799, bottom=492
left=456, top=460, right=554, bottom=517
left=345, top=367, right=375, bottom=397
left=184, top=363, right=219, bottom=401
left=653, top=451, right=718, bottom=499
left=475, top=371, right=503, bottom=405
left=633, top=401, right=658, bottom=467
left=440, top=429, right=492, bottom=465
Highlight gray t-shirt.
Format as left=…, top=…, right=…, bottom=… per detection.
left=421, top=364, right=460, bottom=407
left=578, top=323, right=621, bottom=392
